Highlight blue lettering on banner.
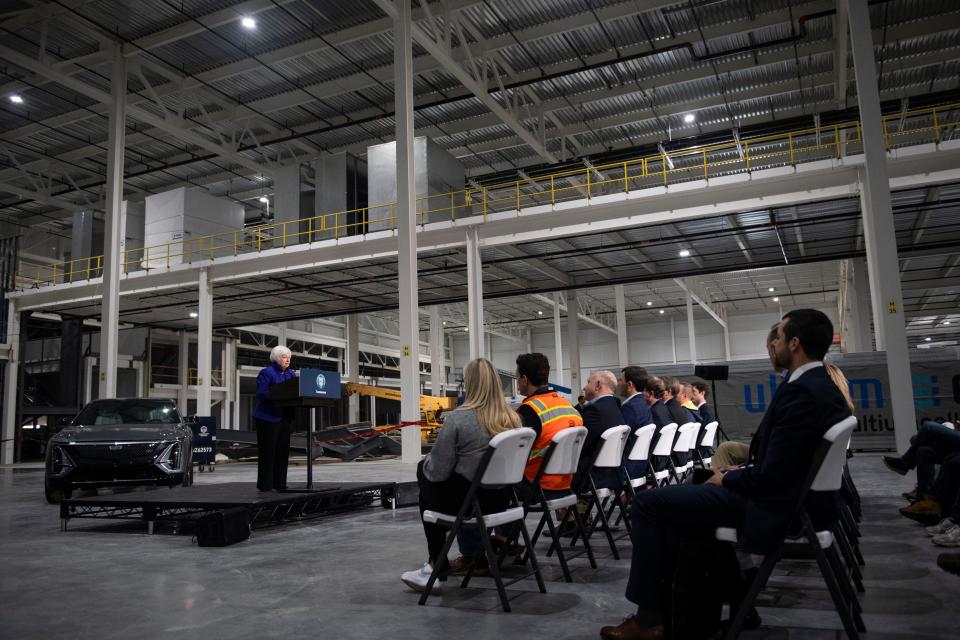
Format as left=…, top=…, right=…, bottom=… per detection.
left=743, top=374, right=780, bottom=413
left=849, top=378, right=884, bottom=409
left=912, top=375, right=940, bottom=408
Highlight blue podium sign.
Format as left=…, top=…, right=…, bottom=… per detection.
left=298, top=368, right=341, bottom=399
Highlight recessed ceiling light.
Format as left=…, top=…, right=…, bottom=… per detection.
left=537, top=310, right=543, bottom=315
left=9, top=94, right=24, bottom=104
left=258, top=196, right=268, bottom=203
left=241, top=16, right=256, bottom=29
left=659, top=309, right=665, bottom=314
left=772, top=297, right=779, bottom=302
left=925, top=337, right=932, bottom=342
left=768, top=287, right=775, bottom=292
left=189, top=311, right=198, bottom=318
left=463, top=327, right=469, bottom=332
left=945, top=320, right=952, bottom=325
left=683, top=113, right=695, bottom=124
left=679, top=249, right=691, bottom=257
left=646, top=301, right=653, bottom=306
left=442, top=321, right=446, bottom=326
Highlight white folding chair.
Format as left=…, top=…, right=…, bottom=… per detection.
left=419, top=427, right=544, bottom=612
left=669, top=422, right=697, bottom=483
left=624, top=424, right=657, bottom=497
left=697, top=421, right=719, bottom=467
left=719, top=416, right=863, bottom=640
left=575, top=425, right=631, bottom=560
left=522, top=426, right=596, bottom=582
left=649, top=422, right=678, bottom=487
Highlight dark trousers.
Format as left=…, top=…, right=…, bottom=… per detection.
left=902, top=422, right=960, bottom=468
left=256, top=418, right=290, bottom=491
left=626, top=484, right=746, bottom=612
left=917, top=446, right=938, bottom=497
left=416, top=460, right=505, bottom=565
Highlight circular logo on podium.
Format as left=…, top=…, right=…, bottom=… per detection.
left=316, top=373, right=326, bottom=390
left=200, top=425, right=208, bottom=435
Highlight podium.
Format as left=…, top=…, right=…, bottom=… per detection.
left=268, top=369, right=341, bottom=488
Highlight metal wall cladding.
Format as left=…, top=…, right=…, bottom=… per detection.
left=366, top=137, right=466, bottom=231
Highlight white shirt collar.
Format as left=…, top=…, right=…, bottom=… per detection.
left=788, top=361, right=823, bottom=383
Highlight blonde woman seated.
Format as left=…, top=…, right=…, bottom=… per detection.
left=401, top=357, right=522, bottom=592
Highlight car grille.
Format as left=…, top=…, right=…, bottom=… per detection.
left=64, top=442, right=161, bottom=466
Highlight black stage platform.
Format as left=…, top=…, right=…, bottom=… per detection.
left=59, top=482, right=394, bottom=534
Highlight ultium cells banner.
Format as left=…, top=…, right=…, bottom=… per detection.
left=711, top=362, right=960, bottom=451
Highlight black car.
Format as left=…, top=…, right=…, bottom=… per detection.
left=45, top=398, right=194, bottom=503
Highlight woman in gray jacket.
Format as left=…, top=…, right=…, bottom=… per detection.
left=401, top=357, right=521, bottom=592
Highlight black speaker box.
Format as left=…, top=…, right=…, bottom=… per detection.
left=196, top=507, right=251, bottom=547
left=694, top=365, right=729, bottom=381
left=381, top=481, right=419, bottom=509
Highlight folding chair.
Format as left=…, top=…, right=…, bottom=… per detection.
left=573, top=425, right=631, bottom=560
left=673, top=422, right=701, bottom=482
left=523, top=426, right=597, bottom=583
left=719, top=416, right=863, bottom=640
left=649, top=422, right=678, bottom=487
left=696, top=421, right=719, bottom=467
left=624, top=424, right=657, bottom=499
left=419, top=427, right=545, bottom=612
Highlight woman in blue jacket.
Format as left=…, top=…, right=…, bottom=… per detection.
left=254, top=345, right=296, bottom=491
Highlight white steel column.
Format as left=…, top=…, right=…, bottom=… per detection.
left=346, top=313, right=360, bottom=423
left=847, top=0, right=916, bottom=453
left=553, top=292, right=563, bottom=386
left=223, top=337, right=234, bottom=429
left=196, top=268, right=213, bottom=416
left=525, top=327, right=533, bottom=354
left=395, top=0, right=421, bottom=463
left=722, top=308, right=732, bottom=361
left=2, top=302, right=20, bottom=464
left=566, top=290, right=581, bottom=394
left=670, top=317, right=677, bottom=364
left=429, top=306, right=444, bottom=396
left=97, top=46, right=127, bottom=400
left=686, top=287, right=697, bottom=364
left=615, top=285, right=629, bottom=369
left=177, top=330, right=188, bottom=412
left=466, top=226, right=484, bottom=359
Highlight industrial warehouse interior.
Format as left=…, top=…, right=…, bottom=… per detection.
left=2, top=0, right=960, bottom=638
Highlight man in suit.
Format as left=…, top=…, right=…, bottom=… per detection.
left=619, top=366, right=653, bottom=479
left=678, top=383, right=701, bottom=423
left=644, top=376, right=672, bottom=428
left=661, top=376, right=691, bottom=426
left=691, top=382, right=716, bottom=426
left=576, top=370, right=627, bottom=489
left=600, top=309, right=852, bottom=640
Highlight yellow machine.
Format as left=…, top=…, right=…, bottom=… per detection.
left=342, top=383, right=457, bottom=441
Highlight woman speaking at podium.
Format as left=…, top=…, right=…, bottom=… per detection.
left=253, top=345, right=296, bottom=491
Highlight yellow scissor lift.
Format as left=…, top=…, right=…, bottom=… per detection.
left=342, top=383, right=457, bottom=442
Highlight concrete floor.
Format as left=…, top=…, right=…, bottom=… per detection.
left=0, top=453, right=957, bottom=639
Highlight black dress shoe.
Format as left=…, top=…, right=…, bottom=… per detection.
left=600, top=617, right=664, bottom=640
left=883, top=456, right=910, bottom=476
left=938, top=553, right=960, bottom=576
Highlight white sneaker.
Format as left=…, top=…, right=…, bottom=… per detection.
left=932, top=526, right=960, bottom=547
left=401, top=562, right=441, bottom=593
left=925, top=518, right=958, bottom=536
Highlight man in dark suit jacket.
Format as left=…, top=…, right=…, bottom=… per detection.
left=662, top=376, right=691, bottom=426
left=644, top=377, right=672, bottom=428
left=692, top=381, right=717, bottom=426
left=619, top=366, right=653, bottom=479
left=600, top=309, right=852, bottom=640
left=576, top=370, right=627, bottom=489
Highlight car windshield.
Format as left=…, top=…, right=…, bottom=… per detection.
left=74, top=402, right=180, bottom=426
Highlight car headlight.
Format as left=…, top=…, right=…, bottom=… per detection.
left=155, top=441, right=182, bottom=473
left=48, top=445, right=75, bottom=477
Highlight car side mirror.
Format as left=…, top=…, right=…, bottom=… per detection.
left=58, top=417, right=72, bottom=426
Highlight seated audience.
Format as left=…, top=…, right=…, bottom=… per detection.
left=599, top=309, right=851, bottom=640
left=883, top=420, right=960, bottom=477
left=644, top=376, right=672, bottom=428
left=661, top=376, right=690, bottom=426
left=677, top=383, right=701, bottom=423
left=400, top=357, right=521, bottom=593
left=619, top=366, right=653, bottom=479
left=902, top=451, right=960, bottom=535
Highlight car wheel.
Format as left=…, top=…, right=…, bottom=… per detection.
left=44, top=480, right=72, bottom=504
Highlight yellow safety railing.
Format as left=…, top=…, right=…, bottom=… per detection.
left=14, top=101, right=960, bottom=290
left=150, top=365, right=223, bottom=387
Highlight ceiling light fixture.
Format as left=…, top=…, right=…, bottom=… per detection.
left=189, top=311, right=198, bottom=318
left=442, top=321, right=446, bottom=326
left=463, top=327, right=469, bottom=332
left=679, top=249, right=690, bottom=257
left=647, top=301, right=653, bottom=306
left=9, top=94, right=24, bottom=104
left=537, top=310, right=543, bottom=315
left=241, top=16, right=256, bottom=29
left=773, top=297, right=780, bottom=302
left=925, top=337, right=932, bottom=342
left=258, top=196, right=269, bottom=203
left=683, top=113, right=696, bottom=124
left=945, top=320, right=953, bottom=325
left=659, top=309, right=665, bottom=314
left=768, top=287, right=775, bottom=292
